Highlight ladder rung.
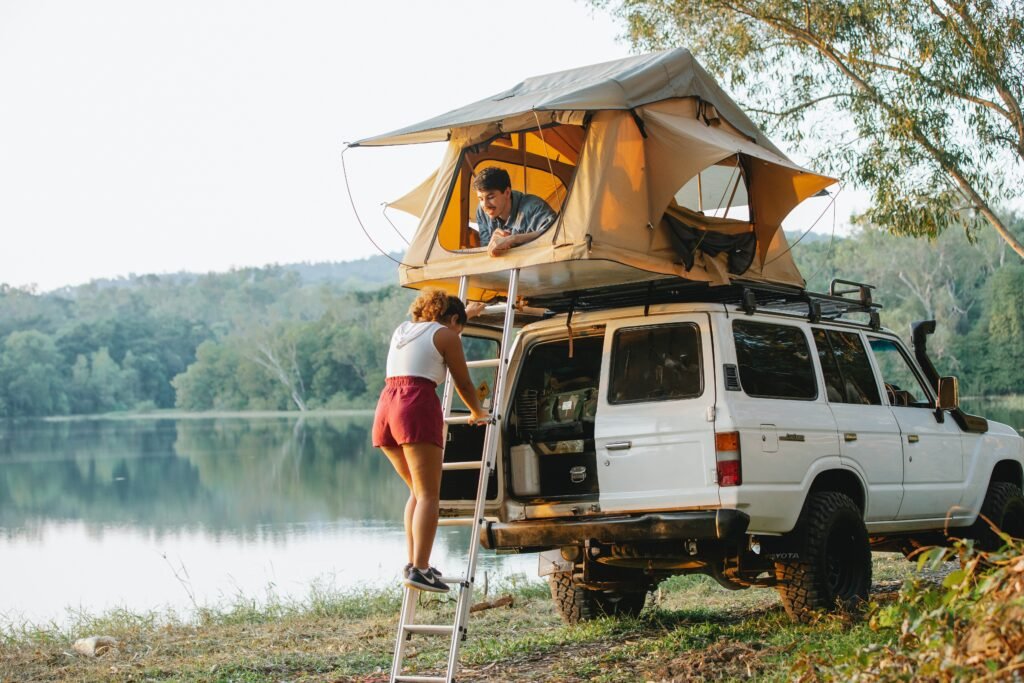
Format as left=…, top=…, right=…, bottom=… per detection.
left=403, top=624, right=454, bottom=636
left=442, top=461, right=482, bottom=471
left=437, top=517, right=477, bottom=527
left=443, top=415, right=475, bottom=425
left=438, top=575, right=468, bottom=585
left=466, top=358, right=501, bottom=369
left=394, top=676, right=447, bottom=683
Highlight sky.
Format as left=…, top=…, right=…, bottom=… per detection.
left=0, top=0, right=862, bottom=292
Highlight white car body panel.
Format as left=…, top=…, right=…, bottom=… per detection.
left=595, top=313, right=720, bottom=512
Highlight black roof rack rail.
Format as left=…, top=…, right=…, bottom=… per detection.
left=829, top=278, right=875, bottom=307
left=525, top=277, right=882, bottom=326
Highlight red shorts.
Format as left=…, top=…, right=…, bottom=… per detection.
left=372, top=376, right=444, bottom=449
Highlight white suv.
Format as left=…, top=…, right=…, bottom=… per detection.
left=440, top=280, right=1024, bottom=623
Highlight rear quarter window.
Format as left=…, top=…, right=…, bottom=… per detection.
left=732, top=320, right=817, bottom=400
left=812, top=328, right=882, bottom=405
left=609, top=323, right=702, bottom=403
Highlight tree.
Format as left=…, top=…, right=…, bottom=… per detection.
left=597, top=0, right=1024, bottom=258
left=172, top=341, right=246, bottom=411
left=965, top=265, right=1024, bottom=393
left=0, top=331, right=69, bottom=416
left=238, top=323, right=310, bottom=412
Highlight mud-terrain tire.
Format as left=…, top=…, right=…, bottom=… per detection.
left=548, top=571, right=647, bottom=624
left=774, top=491, right=871, bottom=623
left=963, top=481, right=1024, bottom=552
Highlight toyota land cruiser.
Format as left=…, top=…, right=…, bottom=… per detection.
left=439, top=279, right=1024, bottom=623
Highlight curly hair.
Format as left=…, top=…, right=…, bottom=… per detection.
left=409, top=288, right=467, bottom=325
left=472, top=166, right=511, bottom=192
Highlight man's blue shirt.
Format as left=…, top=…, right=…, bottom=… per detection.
left=476, top=190, right=557, bottom=245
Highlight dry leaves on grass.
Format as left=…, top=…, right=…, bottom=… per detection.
left=647, top=638, right=779, bottom=682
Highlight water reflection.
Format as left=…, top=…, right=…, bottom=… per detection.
left=0, top=415, right=533, bottom=625
left=0, top=416, right=410, bottom=534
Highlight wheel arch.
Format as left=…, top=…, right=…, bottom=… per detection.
left=990, top=460, right=1023, bottom=489
left=807, top=469, right=866, bottom=514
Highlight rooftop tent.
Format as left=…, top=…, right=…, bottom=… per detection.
left=353, top=48, right=836, bottom=302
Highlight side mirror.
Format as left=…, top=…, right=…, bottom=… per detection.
left=937, top=376, right=959, bottom=411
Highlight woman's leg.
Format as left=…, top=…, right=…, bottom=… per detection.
left=381, top=446, right=416, bottom=565
left=403, top=441, right=444, bottom=569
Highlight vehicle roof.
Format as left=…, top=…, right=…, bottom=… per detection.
left=508, top=302, right=897, bottom=338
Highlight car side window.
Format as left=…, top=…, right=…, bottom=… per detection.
left=812, top=329, right=882, bottom=405
left=732, top=320, right=817, bottom=400
left=609, top=323, right=702, bottom=404
left=867, top=337, right=933, bottom=408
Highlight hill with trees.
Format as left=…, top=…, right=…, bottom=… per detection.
left=0, top=254, right=407, bottom=417
left=0, top=230, right=1021, bottom=418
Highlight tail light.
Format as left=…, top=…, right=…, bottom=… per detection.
left=715, top=431, right=742, bottom=487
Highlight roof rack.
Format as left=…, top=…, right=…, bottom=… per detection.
left=524, top=277, right=882, bottom=328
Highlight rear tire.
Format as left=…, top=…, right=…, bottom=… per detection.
left=774, top=492, right=871, bottom=623
left=964, top=481, right=1024, bottom=552
left=548, top=571, right=647, bottom=624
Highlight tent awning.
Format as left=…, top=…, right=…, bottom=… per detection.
left=352, top=48, right=787, bottom=159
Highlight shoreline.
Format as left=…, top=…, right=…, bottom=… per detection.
left=38, top=407, right=376, bottom=422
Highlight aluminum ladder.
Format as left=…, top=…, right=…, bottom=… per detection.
left=389, top=268, right=520, bottom=683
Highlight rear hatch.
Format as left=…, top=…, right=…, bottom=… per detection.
left=593, top=312, right=721, bottom=513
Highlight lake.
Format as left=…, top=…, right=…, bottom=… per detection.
left=1, top=399, right=1021, bottom=628
left=0, top=413, right=536, bottom=628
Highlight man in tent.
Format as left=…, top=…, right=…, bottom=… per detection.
left=474, top=167, right=556, bottom=256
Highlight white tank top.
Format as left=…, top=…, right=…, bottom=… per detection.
left=385, top=321, right=447, bottom=385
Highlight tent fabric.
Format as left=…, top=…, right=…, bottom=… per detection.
left=362, top=50, right=835, bottom=301
left=388, top=170, right=436, bottom=217
left=354, top=48, right=785, bottom=157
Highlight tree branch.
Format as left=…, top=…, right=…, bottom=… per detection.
left=743, top=92, right=859, bottom=119
left=840, top=50, right=1014, bottom=125
left=723, top=0, right=1024, bottom=259
left=932, top=0, right=1024, bottom=155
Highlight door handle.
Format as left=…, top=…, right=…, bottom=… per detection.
left=844, top=433, right=858, bottom=442
left=907, top=434, right=920, bottom=444
left=779, top=433, right=805, bottom=442
left=606, top=441, right=632, bottom=451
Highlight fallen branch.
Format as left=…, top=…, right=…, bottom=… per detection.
left=469, top=595, right=514, bottom=613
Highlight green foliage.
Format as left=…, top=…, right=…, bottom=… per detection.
left=597, top=0, right=1024, bottom=257
left=789, top=217, right=1022, bottom=395
left=0, top=258, right=404, bottom=417
left=172, top=286, right=411, bottom=412
left=795, top=539, right=1024, bottom=681
left=973, top=265, right=1024, bottom=394
left=0, top=331, right=68, bottom=416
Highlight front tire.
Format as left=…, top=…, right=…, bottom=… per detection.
left=774, top=491, right=871, bottom=622
left=548, top=571, right=647, bottom=624
left=964, top=481, right=1024, bottom=552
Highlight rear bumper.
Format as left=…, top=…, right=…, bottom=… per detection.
left=481, top=509, right=750, bottom=550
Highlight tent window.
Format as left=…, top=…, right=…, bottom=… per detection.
left=674, top=157, right=750, bottom=222
left=436, top=125, right=584, bottom=252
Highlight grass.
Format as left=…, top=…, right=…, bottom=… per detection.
left=0, top=554, right=959, bottom=682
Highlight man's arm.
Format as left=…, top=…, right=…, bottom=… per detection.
left=488, top=195, right=556, bottom=256
left=489, top=228, right=545, bottom=256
